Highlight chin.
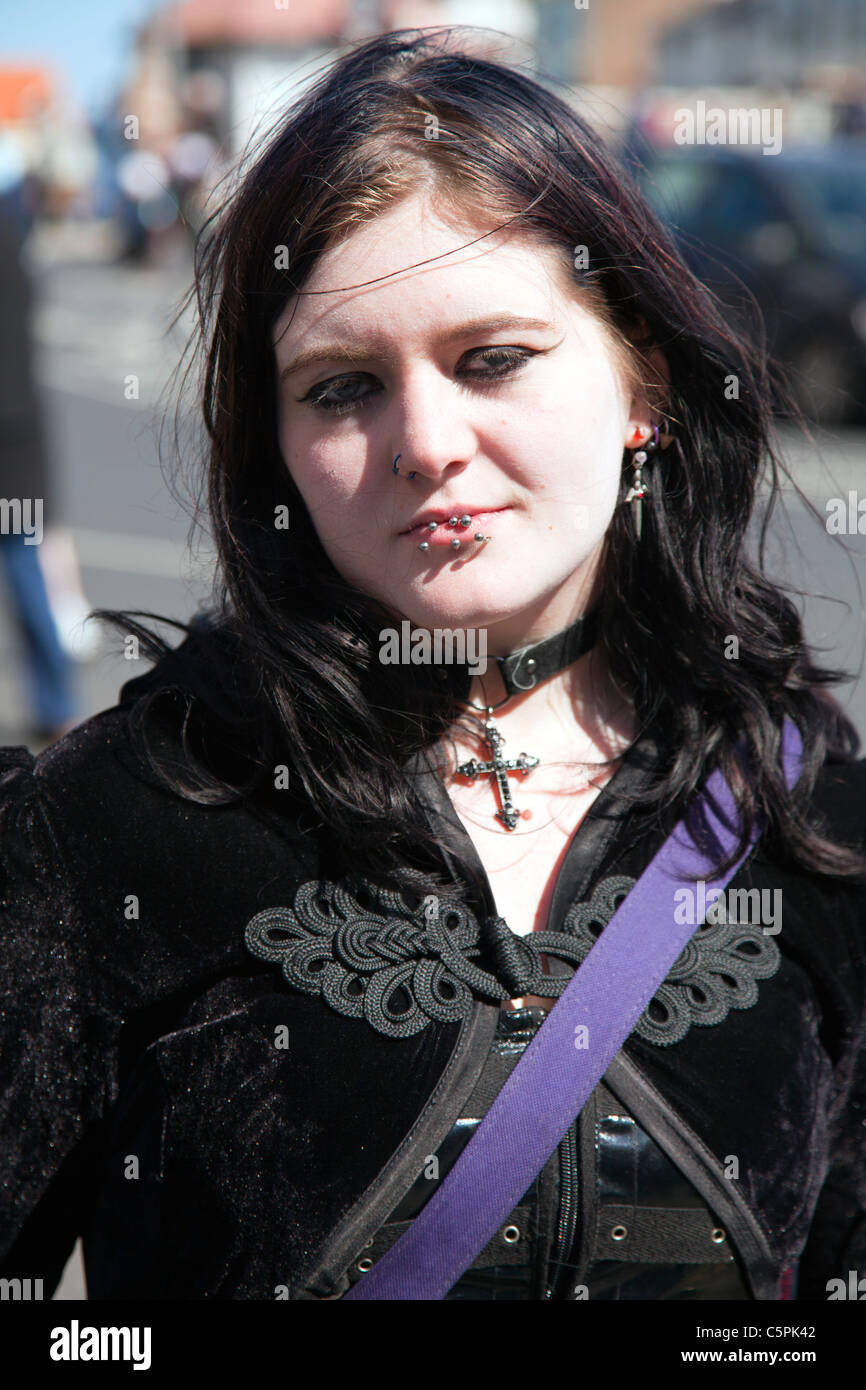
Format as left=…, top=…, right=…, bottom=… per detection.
left=385, top=572, right=570, bottom=634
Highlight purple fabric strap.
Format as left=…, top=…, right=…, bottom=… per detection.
left=343, top=719, right=804, bottom=1301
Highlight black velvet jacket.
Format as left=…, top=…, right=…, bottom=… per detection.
left=1, top=627, right=865, bottom=1301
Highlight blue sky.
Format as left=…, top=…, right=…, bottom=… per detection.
left=2, top=0, right=159, bottom=117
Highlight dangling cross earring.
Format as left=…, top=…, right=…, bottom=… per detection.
left=624, top=424, right=659, bottom=540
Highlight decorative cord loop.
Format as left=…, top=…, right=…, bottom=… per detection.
left=244, top=871, right=781, bottom=1044
left=561, top=875, right=782, bottom=1047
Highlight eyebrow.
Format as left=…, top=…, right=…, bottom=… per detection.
left=277, top=314, right=557, bottom=381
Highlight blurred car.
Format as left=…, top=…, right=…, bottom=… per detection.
left=623, top=138, right=866, bottom=424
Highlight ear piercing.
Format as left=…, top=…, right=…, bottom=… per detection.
left=625, top=423, right=660, bottom=540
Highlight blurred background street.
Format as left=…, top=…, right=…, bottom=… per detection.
left=0, top=0, right=864, bottom=1301
left=0, top=228, right=214, bottom=747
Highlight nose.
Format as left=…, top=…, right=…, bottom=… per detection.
left=389, top=367, right=477, bottom=483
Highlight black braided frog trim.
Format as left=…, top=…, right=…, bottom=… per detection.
left=243, top=879, right=587, bottom=1040
left=243, top=872, right=781, bottom=1043
left=562, top=875, right=782, bottom=1047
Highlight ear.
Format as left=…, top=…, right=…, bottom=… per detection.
left=621, top=318, right=672, bottom=449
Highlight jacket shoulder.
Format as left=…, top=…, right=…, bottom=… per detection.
left=0, top=702, right=185, bottom=843
left=9, top=611, right=276, bottom=812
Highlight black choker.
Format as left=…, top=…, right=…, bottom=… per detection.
left=451, top=609, right=601, bottom=831
left=493, top=608, right=600, bottom=699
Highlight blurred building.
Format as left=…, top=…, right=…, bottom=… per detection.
left=123, top=0, right=538, bottom=157
left=0, top=67, right=54, bottom=125
left=156, top=0, right=344, bottom=156
left=107, top=0, right=866, bottom=222
left=570, top=0, right=707, bottom=90
left=659, top=0, right=866, bottom=87
left=0, top=65, right=97, bottom=219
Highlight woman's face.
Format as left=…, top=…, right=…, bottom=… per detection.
left=273, top=188, right=655, bottom=651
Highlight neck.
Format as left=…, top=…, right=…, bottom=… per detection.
left=451, top=643, right=637, bottom=773
left=476, top=576, right=600, bottom=662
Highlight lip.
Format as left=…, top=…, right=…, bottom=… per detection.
left=400, top=506, right=511, bottom=542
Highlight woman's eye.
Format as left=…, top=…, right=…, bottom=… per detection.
left=461, top=346, right=535, bottom=378
left=300, top=374, right=381, bottom=416
left=298, top=347, right=535, bottom=415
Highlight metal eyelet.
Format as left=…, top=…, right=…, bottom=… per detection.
left=356, top=1257, right=374, bottom=1272
left=502, top=1225, right=521, bottom=1244
left=711, top=1228, right=726, bottom=1244
left=611, top=1224, right=628, bottom=1241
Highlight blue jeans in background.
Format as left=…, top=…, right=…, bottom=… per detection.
left=0, top=532, right=76, bottom=731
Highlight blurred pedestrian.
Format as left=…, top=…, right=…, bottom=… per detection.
left=0, top=196, right=77, bottom=743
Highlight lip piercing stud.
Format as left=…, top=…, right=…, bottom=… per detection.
left=418, top=541, right=430, bottom=551
left=459, top=514, right=471, bottom=527
left=447, top=516, right=458, bottom=527
left=426, top=521, right=437, bottom=531
left=450, top=538, right=461, bottom=549
left=474, top=533, right=485, bottom=541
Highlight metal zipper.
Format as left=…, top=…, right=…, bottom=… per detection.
left=546, top=1120, right=579, bottom=1298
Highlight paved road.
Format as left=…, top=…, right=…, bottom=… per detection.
left=1, top=236, right=863, bottom=1300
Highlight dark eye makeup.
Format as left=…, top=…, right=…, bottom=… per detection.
left=296, top=346, right=538, bottom=417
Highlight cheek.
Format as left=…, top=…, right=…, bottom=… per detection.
left=279, top=421, right=355, bottom=517
left=279, top=434, right=385, bottom=578
left=515, top=373, right=625, bottom=516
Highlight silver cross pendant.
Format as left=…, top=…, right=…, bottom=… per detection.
left=455, top=711, right=540, bottom=830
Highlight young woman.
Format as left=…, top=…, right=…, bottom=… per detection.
left=1, top=29, right=864, bottom=1303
